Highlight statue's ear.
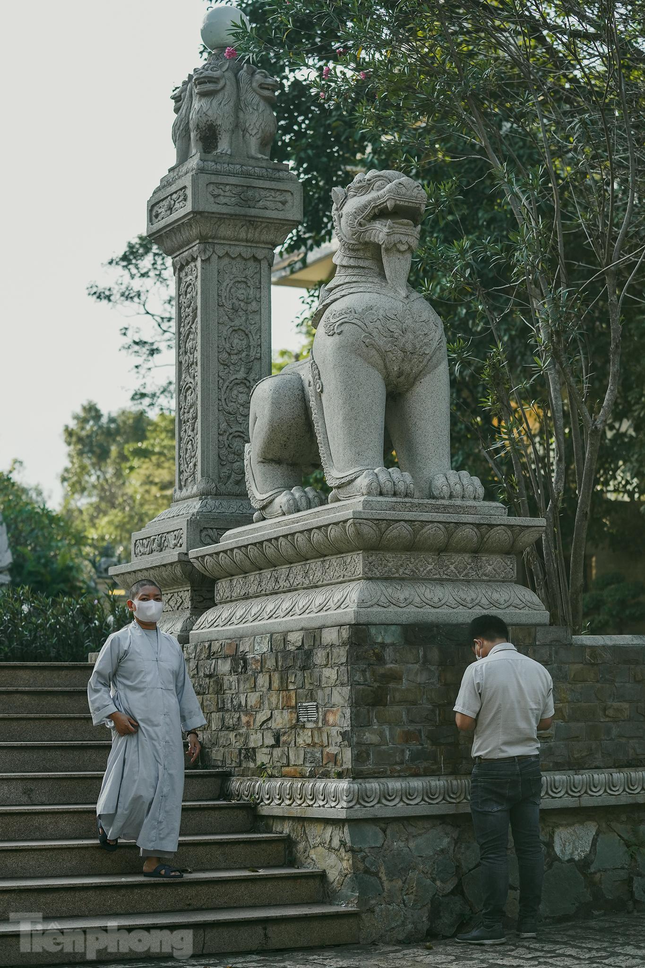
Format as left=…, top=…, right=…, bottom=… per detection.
left=331, top=187, right=347, bottom=208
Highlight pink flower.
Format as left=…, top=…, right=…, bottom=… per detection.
left=360, top=71, right=368, bottom=79
left=336, top=47, right=346, bottom=55
left=322, top=65, right=331, bottom=78
left=224, top=47, right=238, bottom=59
left=319, top=91, right=326, bottom=99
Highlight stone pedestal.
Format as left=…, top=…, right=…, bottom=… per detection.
left=111, top=154, right=303, bottom=639
left=188, top=496, right=549, bottom=638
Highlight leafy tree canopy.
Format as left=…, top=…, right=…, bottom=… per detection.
left=61, top=403, right=174, bottom=562
left=0, top=464, right=91, bottom=597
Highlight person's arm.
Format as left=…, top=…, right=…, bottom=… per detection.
left=87, top=632, right=138, bottom=735
left=87, top=634, right=122, bottom=727
left=538, top=672, right=555, bottom=732
left=175, top=646, right=207, bottom=734
left=455, top=712, right=477, bottom=732
left=453, top=665, right=482, bottom=732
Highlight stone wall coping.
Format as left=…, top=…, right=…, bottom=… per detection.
left=225, top=768, right=645, bottom=819
left=571, top=635, right=645, bottom=646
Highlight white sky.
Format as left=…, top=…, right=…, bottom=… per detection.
left=0, top=0, right=306, bottom=507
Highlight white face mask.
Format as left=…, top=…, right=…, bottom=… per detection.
left=133, top=598, right=164, bottom=623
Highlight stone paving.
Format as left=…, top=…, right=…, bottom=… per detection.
left=97, top=912, right=645, bottom=968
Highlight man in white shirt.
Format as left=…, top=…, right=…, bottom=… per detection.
left=453, top=614, right=554, bottom=945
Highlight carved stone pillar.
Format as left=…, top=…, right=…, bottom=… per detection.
left=111, top=21, right=303, bottom=640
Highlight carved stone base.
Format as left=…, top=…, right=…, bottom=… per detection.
left=226, top=769, right=645, bottom=818
left=188, top=497, right=548, bottom=638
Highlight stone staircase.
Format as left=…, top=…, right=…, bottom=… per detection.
left=0, top=662, right=359, bottom=965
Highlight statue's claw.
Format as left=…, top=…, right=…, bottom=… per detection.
left=431, top=471, right=484, bottom=502
left=255, top=485, right=326, bottom=521
left=333, top=467, right=415, bottom=501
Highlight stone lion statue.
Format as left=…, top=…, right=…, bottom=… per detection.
left=238, top=64, right=280, bottom=159
left=245, top=169, right=484, bottom=521
left=170, top=57, right=280, bottom=165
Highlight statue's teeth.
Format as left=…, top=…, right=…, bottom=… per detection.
left=387, top=198, right=396, bottom=211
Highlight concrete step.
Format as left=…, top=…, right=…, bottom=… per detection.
left=0, top=740, right=202, bottom=773
left=0, top=688, right=89, bottom=714
left=0, top=831, right=287, bottom=877
left=0, top=903, right=360, bottom=966
left=0, top=867, right=325, bottom=919
left=0, top=714, right=104, bottom=742
left=0, top=662, right=93, bottom=688
left=0, top=800, right=253, bottom=840
left=0, top=742, right=113, bottom=772
left=0, top=769, right=227, bottom=806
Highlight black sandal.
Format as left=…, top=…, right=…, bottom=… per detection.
left=97, top=818, right=118, bottom=852
left=142, top=863, right=184, bottom=879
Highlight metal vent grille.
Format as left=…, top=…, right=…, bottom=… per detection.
left=297, top=702, right=318, bottom=724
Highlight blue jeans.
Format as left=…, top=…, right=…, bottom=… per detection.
left=469, top=755, right=544, bottom=927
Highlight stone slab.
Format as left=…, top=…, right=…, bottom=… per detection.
left=47, top=913, right=645, bottom=967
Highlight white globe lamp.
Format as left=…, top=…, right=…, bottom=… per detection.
left=201, top=4, right=250, bottom=51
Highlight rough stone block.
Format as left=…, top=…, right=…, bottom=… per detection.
left=553, top=823, right=597, bottom=861
left=541, top=862, right=591, bottom=916
left=590, top=832, right=631, bottom=871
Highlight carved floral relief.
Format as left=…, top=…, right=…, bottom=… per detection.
left=178, top=260, right=199, bottom=489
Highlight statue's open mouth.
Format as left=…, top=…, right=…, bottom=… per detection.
left=370, top=197, right=424, bottom=228
left=256, top=80, right=279, bottom=99
left=194, top=71, right=223, bottom=94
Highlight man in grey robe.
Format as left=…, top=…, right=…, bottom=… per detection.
left=87, top=579, right=207, bottom=878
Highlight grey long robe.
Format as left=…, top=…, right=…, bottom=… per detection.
left=87, top=620, right=206, bottom=853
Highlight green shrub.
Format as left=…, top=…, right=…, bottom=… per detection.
left=0, top=467, right=92, bottom=597
left=0, top=587, right=130, bottom=662
left=583, top=572, right=645, bottom=634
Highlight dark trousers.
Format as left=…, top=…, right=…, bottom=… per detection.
left=469, top=755, right=544, bottom=927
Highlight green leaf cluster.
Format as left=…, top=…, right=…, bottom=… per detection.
left=583, top=572, right=645, bottom=635
left=61, top=403, right=175, bottom=562
left=0, top=465, right=91, bottom=598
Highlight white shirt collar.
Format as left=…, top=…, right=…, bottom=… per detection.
left=488, top=642, right=517, bottom=657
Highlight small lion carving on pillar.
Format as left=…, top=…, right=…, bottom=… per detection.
left=171, top=54, right=280, bottom=165
left=245, top=169, right=485, bottom=520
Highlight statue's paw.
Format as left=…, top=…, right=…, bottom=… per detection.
left=258, top=486, right=326, bottom=520
left=335, top=466, right=415, bottom=501
left=431, top=470, right=485, bottom=502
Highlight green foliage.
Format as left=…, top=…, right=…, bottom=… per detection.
left=0, top=587, right=130, bottom=661
left=0, top=465, right=91, bottom=597
left=61, top=403, right=175, bottom=562
left=583, top=572, right=645, bottom=635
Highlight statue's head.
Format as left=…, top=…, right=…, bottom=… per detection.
left=192, top=67, right=228, bottom=97
left=241, top=64, right=280, bottom=103
left=331, top=170, right=426, bottom=290
left=171, top=77, right=192, bottom=114
left=331, top=170, right=426, bottom=250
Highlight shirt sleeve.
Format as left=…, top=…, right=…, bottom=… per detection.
left=541, top=672, right=555, bottom=718
left=87, top=632, right=124, bottom=728
left=175, top=646, right=207, bottom=733
left=453, top=664, right=482, bottom=719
